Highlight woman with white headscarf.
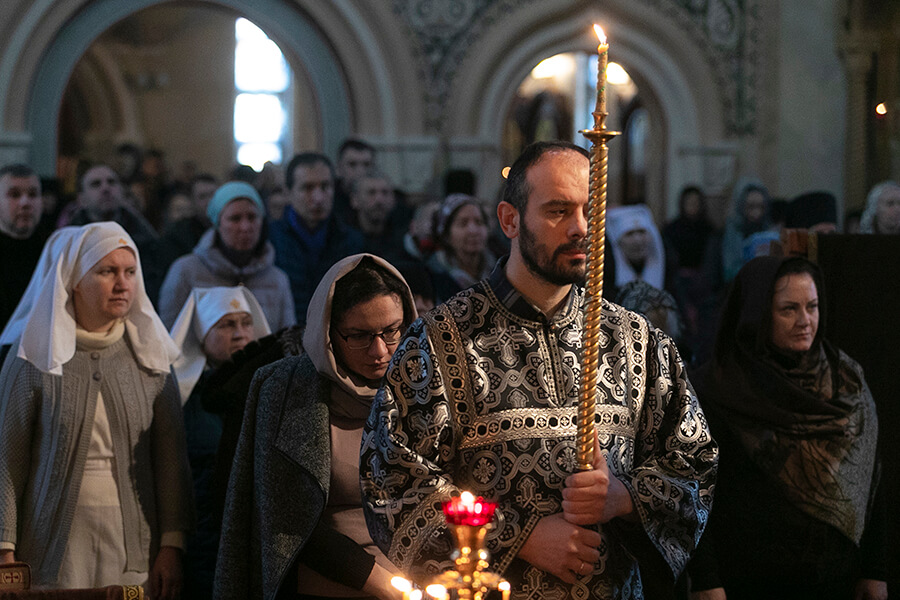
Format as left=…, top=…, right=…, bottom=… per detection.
left=0, top=222, right=193, bottom=598
left=860, top=181, right=900, bottom=235
left=169, top=286, right=270, bottom=600
left=607, top=203, right=667, bottom=293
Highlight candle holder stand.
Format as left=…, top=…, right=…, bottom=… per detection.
left=577, top=110, right=619, bottom=471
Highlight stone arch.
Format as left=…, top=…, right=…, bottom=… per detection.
left=444, top=2, right=728, bottom=217
left=0, top=0, right=405, bottom=175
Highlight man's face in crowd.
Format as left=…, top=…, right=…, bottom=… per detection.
left=337, top=148, right=374, bottom=183
left=80, top=165, right=124, bottom=215
left=0, top=173, right=42, bottom=238
left=290, top=161, right=334, bottom=230
left=517, top=150, right=589, bottom=286
left=351, top=176, right=395, bottom=227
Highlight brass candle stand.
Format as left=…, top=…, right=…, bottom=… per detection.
left=394, top=494, right=510, bottom=600
left=425, top=520, right=510, bottom=600
left=577, top=109, right=619, bottom=471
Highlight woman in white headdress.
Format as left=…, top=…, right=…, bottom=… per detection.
left=168, top=286, right=270, bottom=600
left=0, top=222, right=193, bottom=599
left=607, top=204, right=667, bottom=293
left=860, top=181, right=900, bottom=235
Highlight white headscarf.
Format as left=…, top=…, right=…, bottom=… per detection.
left=860, top=180, right=900, bottom=233
left=607, top=204, right=666, bottom=290
left=0, top=222, right=179, bottom=375
left=169, top=286, right=270, bottom=403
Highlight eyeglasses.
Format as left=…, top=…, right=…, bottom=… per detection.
left=335, top=326, right=403, bottom=349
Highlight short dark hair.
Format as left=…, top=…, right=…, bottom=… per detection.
left=285, top=152, right=335, bottom=190
left=331, top=257, right=412, bottom=328
left=338, top=138, right=375, bottom=159
left=502, top=141, right=589, bottom=212
left=0, top=164, right=37, bottom=180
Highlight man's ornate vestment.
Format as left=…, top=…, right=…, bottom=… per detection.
left=361, top=263, right=717, bottom=598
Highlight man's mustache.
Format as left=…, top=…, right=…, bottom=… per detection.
left=553, top=240, right=588, bottom=257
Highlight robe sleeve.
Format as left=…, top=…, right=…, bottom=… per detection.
left=361, top=319, right=461, bottom=582
left=616, top=328, right=718, bottom=579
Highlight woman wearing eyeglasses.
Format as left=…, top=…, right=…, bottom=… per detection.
left=215, top=254, right=417, bottom=600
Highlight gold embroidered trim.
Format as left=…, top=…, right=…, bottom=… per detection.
left=422, top=304, right=477, bottom=441
left=458, top=405, right=635, bottom=449
left=496, top=511, right=541, bottom=575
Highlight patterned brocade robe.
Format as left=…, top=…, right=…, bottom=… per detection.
left=361, top=262, right=718, bottom=599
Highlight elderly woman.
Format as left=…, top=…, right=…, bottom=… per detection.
left=215, top=254, right=416, bottom=600
left=688, top=257, right=887, bottom=600
left=607, top=203, right=667, bottom=295
left=170, top=286, right=270, bottom=600
left=429, top=193, right=496, bottom=290
left=158, top=181, right=295, bottom=330
left=860, top=181, right=900, bottom=235
left=0, top=222, right=193, bottom=598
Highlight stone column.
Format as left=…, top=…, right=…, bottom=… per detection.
left=840, top=37, right=875, bottom=213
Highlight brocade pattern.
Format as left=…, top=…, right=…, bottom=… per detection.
left=361, top=269, right=717, bottom=599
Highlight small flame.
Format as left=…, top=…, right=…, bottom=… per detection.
left=425, top=584, right=448, bottom=599
left=391, top=577, right=412, bottom=592
left=499, top=581, right=511, bottom=591
left=593, top=24, right=607, bottom=45
left=876, top=102, right=887, bottom=116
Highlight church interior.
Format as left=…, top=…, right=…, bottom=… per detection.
left=0, top=0, right=898, bottom=596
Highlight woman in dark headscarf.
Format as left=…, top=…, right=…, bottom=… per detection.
left=720, top=178, right=773, bottom=282
left=663, top=185, right=714, bottom=269
left=687, top=257, right=887, bottom=600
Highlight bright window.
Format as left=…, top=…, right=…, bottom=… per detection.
left=234, top=18, right=291, bottom=170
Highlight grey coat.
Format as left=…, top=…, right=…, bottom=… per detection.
left=158, top=229, right=295, bottom=330
left=214, top=354, right=331, bottom=600
left=0, top=335, right=194, bottom=584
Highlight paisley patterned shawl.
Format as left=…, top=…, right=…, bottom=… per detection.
left=360, top=260, right=717, bottom=598
left=699, top=256, right=879, bottom=543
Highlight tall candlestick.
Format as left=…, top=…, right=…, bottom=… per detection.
left=578, top=24, right=619, bottom=471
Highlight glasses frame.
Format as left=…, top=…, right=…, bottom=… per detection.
left=334, top=326, right=403, bottom=350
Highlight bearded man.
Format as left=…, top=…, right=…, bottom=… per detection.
left=361, top=141, right=717, bottom=599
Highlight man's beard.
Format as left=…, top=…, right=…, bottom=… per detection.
left=519, top=218, right=586, bottom=286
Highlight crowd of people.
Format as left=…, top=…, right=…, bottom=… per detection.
left=0, top=138, right=894, bottom=600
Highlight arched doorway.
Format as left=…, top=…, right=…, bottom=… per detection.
left=501, top=51, right=655, bottom=213
left=25, top=0, right=353, bottom=177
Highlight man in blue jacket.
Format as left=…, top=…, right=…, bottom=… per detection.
left=269, top=152, right=364, bottom=325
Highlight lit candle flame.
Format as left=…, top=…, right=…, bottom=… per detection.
left=425, top=584, right=448, bottom=599
left=593, top=24, right=607, bottom=46
left=409, top=590, right=422, bottom=600
left=876, top=102, right=887, bottom=116
left=460, top=490, right=475, bottom=508
left=391, top=577, right=412, bottom=592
